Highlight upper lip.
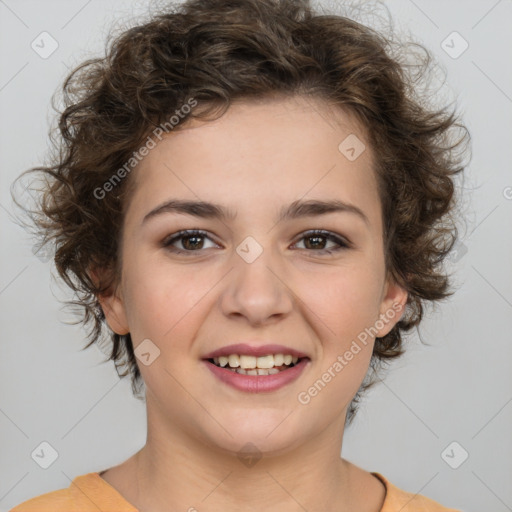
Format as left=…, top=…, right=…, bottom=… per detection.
left=202, top=343, right=310, bottom=360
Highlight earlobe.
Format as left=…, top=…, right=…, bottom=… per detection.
left=98, top=292, right=130, bottom=335
left=89, top=267, right=130, bottom=336
left=376, top=276, right=408, bottom=338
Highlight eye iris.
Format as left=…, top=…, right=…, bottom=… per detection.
left=305, top=235, right=326, bottom=250
left=168, top=231, right=342, bottom=253
left=182, top=235, right=204, bottom=250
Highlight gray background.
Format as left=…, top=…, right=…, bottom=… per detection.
left=1, top=1, right=511, bottom=511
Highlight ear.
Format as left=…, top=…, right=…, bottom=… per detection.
left=89, top=266, right=130, bottom=335
left=375, top=272, right=408, bottom=338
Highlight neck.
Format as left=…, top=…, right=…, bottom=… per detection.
left=127, top=407, right=364, bottom=512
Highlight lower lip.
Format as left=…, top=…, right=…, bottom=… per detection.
left=203, top=359, right=309, bottom=393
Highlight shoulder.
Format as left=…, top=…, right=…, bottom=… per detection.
left=10, top=487, right=73, bottom=512
left=9, top=472, right=135, bottom=512
left=373, top=473, right=462, bottom=512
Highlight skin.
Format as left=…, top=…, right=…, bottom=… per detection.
left=97, top=95, right=408, bottom=512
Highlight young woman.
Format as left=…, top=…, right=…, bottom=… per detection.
left=11, top=0, right=468, bottom=510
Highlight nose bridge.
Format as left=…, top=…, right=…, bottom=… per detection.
left=220, top=234, right=293, bottom=323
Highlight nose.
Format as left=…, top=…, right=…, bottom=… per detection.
left=219, top=242, right=294, bottom=326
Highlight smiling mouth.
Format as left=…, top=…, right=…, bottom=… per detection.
left=206, top=354, right=309, bottom=376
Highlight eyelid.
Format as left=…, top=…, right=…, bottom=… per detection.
left=162, top=228, right=351, bottom=254
left=293, top=229, right=351, bottom=249
left=162, top=229, right=219, bottom=249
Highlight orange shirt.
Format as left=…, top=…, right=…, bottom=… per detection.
left=10, top=471, right=461, bottom=511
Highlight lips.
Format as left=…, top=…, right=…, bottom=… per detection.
left=203, top=357, right=310, bottom=393
left=201, top=342, right=311, bottom=393
left=202, top=343, right=309, bottom=360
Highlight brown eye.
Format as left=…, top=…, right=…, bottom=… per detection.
left=293, top=230, right=350, bottom=254
left=163, top=230, right=218, bottom=253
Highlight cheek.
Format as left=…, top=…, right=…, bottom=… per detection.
left=122, top=255, right=212, bottom=343
left=121, top=255, right=169, bottom=338
left=302, top=264, right=384, bottom=344
left=296, top=271, right=380, bottom=409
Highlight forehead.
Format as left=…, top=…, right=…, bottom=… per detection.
left=126, top=95, right=381, bottom=232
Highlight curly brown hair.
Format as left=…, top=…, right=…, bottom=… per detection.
left=13, top=0, right=469, bottom=424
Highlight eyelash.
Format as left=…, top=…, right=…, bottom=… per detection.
left=162, top=229, right=350, bottom=255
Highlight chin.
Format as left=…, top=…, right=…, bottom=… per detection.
left=196, top=411, right=312, bottom=459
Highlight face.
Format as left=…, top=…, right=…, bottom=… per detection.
left=100, top=95, right=407, bottom=456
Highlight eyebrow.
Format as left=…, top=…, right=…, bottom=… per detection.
left=142, top=198, right=370, bottom=226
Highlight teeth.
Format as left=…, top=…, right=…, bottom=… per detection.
left=228, top=354, right=240, bottom=368
left=239, top=355, right=257, bottom=369
left=273, top=354, right=284, bottom=366
left=210, top=353, right=303, bottom=371
left=256, top=355, right=274, bottom=369
left=230, top=367, right=285, bottom=375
